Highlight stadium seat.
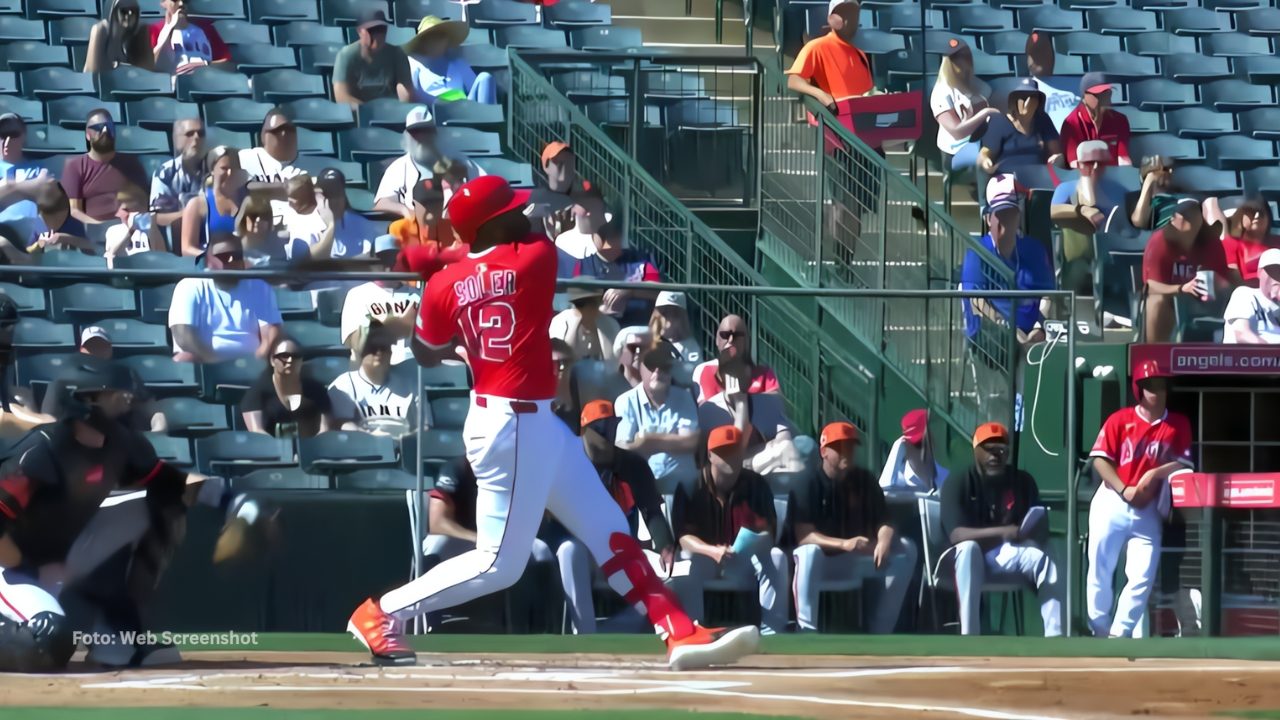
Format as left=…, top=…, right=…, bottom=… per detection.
left=437, top=126, right=501, bottom=157
left=213, top=18, right=272, bottom=45
left=1203, top=33, right=1273, bottom=58
left=1018, top=6, right=1085, bottom=33
left=1086, top=52, right=1156, bottom=81
left=1086, top=8, right=1157, bottom=35
left=1126, top=79, right=1198, bottom=111
left=495, top=25, right=568, bottom=50
left=251, top=69, right=328, bottom=104
left=1202, top=79, right=1274, bottom=112
left=337, top=127, right=403, bottom=162
left=125, top=97, right=199, bottom=131
left=320, top=0, right=383, bottom=25
left=1166, top=107, right=1236, bottom=139
left=289, top=320, right=346, bottom=357
left=378, top=24, right=418, bottom=46
left=357, top=98, right=417, bottom=130
left=1128, top=132, right=1203, bottom=161
left=1054, top=31, right=1120, bottom=56
left=135, top=153, right=170, bottom=180
left=273, top=20, right=345, bottom=46
left=175, top=67, right=253, bottom=102
left=1093, top=232, right=1147, bottom=330
left=1169, top=165, right=1242, bottom=195
left=113, top=251, right=198, bottom=276
left=297, top=43, right=344, bottom=75
left=137, top=284, right=176, bottom=324
left=232, top=467, right=328, bottom=489
left=145, top=432, right=194, bottom=470
left=1163, top=7, right=1232, bottom=35
left=45, top=96, right=121, bottom=129
left=419, top=363, right=469, bottom=389
left=1161, top=55, right=1231, bottom=83
left=275, top=288, right=318, bottom=319
left=13, top=317, right=77, bottom=355
left=431, top=100, right=503, bottom=131
left=404, top=428, right=464, bottom=472
left=1206, top=0, right=1269, bottom=10
left=250, top=0, right=321, bottom=24
left=314, top=289, right=344, bottom=326
left=187, top=0, right=247, bottom=19
left=205, top=126, right=252, bottom=150
left=332, top=468, right=419, bottom=491
left=295, top=127, right=336, bottom=156
left=48, top=16, right=93, bottom=49
left=98, top=67, right=174, bottom=102
left=114, top=125, right=171, bottom=155
left=36, top=250, right=108, bottom=280
left=544, top=0, right=611, bottom=30
left=1237, top=7, right=1280, bottom=35
left=82, top=318, right=168, bottom=356
left=0, top=283, right=45, bottom=316
left=301, top=354, right=349, bottom=386
left=850, top=29, right=907, bottom=56
left=0, top=95, right=41, bottom=124
left=458, top=42, right=509, bottom=72
left=977, top=29, right=1028, bottom=56
left=0, top=72, right=15, bottom=95
left=201, top=357, right=265, bottom=405
left=1060, top=0, right=1123, bottom=8
left=22, top=125, right=81, bottom=156
left=469, top=0, right=538, bottom=29
left=1240, top=108, right=1280, bottom=141
left=428, top=396, right=468, bottom=429
left=292, top=155, right=365, bottom=184
left=14, top=351, right=76, bottom=404
left=1124, top=31, right=1196, bottom=57
left=21, top=67, right=94, bottom=99
left=122, top=355, right=200, bottom=397
left=394, top=0, right=462, bottom=25
left=949, top=5, right=1014, bottom=33
left=300, top=431, right=399, bottom=474
left=1205, top=135, right=1278, bottom=171
left=204, top=97, right=279, bottom=132
left=471, top=157, right=534, bottom=188
left=988, top=0, right=1043, bottom=7
left=283, top=98, right=356, bottom=129
left=569, top=26, right=642, bottom=51
left=552, top=70, right=626, bottom=102
left=1242, top=167, right=1280, bottom=199
left=0, top=16, right=44, bottom=41
left=156, top=397, right=231, bottom=437
left=0, top=41, right=69, bottom=71
left=25, top=0, right=94, bottom=19
left=1234, top=55, right=1280, bottom=84
left=230, top=44, right=299, bottom=74
left=195, top=431, right=296, bottom=475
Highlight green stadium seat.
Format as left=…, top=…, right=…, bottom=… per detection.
left=357, top=98, right=416, bottom=130
left=471, top=157, right=533, bottom=188
left=428, top=396, right=468, bottom=429
left=1242, top=167, right=1280, bottom=200
left=1169, top=165, right=1242, bottom=195
left=122, top=354, right=200, bottom=397
left=300, top=430, right=399, bottom=474
left=200, top=357, right=265, bottom=404
left=1205, top=135, right=1277, bottom=171
left=205, top=126, right=253, bottom=150
left=315, top=288, right=344, bottom=326
left=1166, top=107, right=1237, bottom=140
left=250, top=0, right=321, bottom=24
left=156, top=397, right=232, bottom=437
left=233, top=467, right=329, bottom=490
left=1128, top=133, right=1203, bottom=161
left=14, top=351, right=78, bottom=402
left=437, top=126, right=501, bottom=157
left=25, top=0, right=95, bottom=19
left=176, top=67, right=252, bottom=102
left=950, top=5, right=1015, bottom=34
left=125, top=97, right=199, bottom=131
left=195, top=430, right=296, bottom=476
left=205, top=97, right=279, bottom=132
left=273, top=20, right=345, bottom=46
left=400, top=428, right=463, bottom=473
left=296, top=127, right=337, bottom=156
left=21, top=67, right=94, bottom=99
left=145, top=432, right=194, bottom=470
left=1202, top=33, right=1274, bottom=58
left=457, top=42, right=508, bottom=72
left=337, top=126, right=403, bottom=163
left=13, top=318, right=75, bottom=354
left=0, top=95, right=41, bottom=124
left=570, top=26, right=642, bottom=51
left=230, top=44, right=299, bottom=74
left=289, top=320, right=347, bottom=358
left=1055, top=31, right=1121, bottom=56
left=320, top=0, right=384, bottom=25
left=496, top=25, right=568, bottom=50
left=1114, top=105, right=1162, bottom=134
left=1163, top=7, right=1233, bottom=35
left=1234, top=55, right=1280, bottom=85
left=84, top=318, right=169, bottom=356
left=250, top=69, right=328, bottom=104
left=470, top=0, right=538, bottom=29
left=1087, top=8, right=1158, bottom=35
left=213, top=18, right=272, bottom=45
left=301, top=355, right=350, bottom=386
left=419, top=363, right=469, bottom=389
left=552, top=70, right=624, bottom=102
left=35, top=250, right=109, bottom=282
left=1087, top=52, right=1157, bottom=81
left=332, top=467, right=420, bottom=491
left=1240, top=108, right=1280, bottom=141
left=43, top=96, right=116, bottom=129
left=0, top=72, right=14, bottom=95
left=135, top=153, right=170, bottom=181
left=431, top=100, right=503, bottom=131
left=0, top=16, right=45, bottom=41
left=1237, top=7, right=1280, bottom=35
left=98, top=67, right=175, bottom=102
left=373, top=24, right=417, bottom=47
left=1124, top=31, right=1196, bottom=58
left=275, top=287, right=318, bottom=319
left=0, top=283, right=46, bottom=316
left=114, top=125, right=171, bottom=155
left=1126, top=79, right=1197, bottom=111
left=283, top=98, right=356, bottom=130
left=138, top=283, right=176, bottom=323
left=292, top=155, right=365, bottom=185
left=113, top=253, right=196, bottom=280
left=297, top=43, right=344, bottom=74
left=187, top=0, right=248, bottom=20
left=1092, top=231, right=1146, bottom=332
left=1018, top=5, right=1084, bottom=33
left=394, top=0, right=462, bottom=24
left=0, top=41, right=69, bottom=71
left=1201, top=79, right=1273, bottom=112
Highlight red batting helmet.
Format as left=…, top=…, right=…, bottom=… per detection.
left=1131, top=360, right=1171, bottom=401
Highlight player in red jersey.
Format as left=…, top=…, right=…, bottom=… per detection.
left=1086, top=360, right=1193, bottom=638
left=348, top=176, right=760, bottom=669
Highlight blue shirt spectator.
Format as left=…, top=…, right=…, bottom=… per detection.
left=0, top=113, right=51, bottom=244
left=615, top=348, right=700, bottom=495
left=961, top=192, right=1055, bottom=339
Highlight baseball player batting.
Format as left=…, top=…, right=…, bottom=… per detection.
left=348, top=176, right=760, bottom=670
left=1087, top=360, right=1192, bottom=638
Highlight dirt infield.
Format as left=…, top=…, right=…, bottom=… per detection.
left=3, top=651, right=1280, bottom=719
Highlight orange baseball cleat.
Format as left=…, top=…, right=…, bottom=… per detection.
left=665, top=623, right=760, bottom=671
left=347, top=598, right=417, bottom=666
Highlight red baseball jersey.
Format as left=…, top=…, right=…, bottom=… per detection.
left=415, top=234, right=557, bottom=400
left=1089, top=407, right=1194, bottom=487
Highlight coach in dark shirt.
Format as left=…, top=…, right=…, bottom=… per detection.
left=671, top=425, right=789, bottom=635
left=790, top=421, right=917, bottom=633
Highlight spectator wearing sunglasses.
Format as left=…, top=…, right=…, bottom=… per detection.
left=328, top=323, right=417, bottom=436
left=241, top=336, right=334, bottom=439
left=62, top=108, right=148, bottom=224
left=240, top=108, right=303, bottom=189
left=84, top=0, right=153, bottom=74
left=333, top=8, right=414, bottom=107
left=150, top=0, right=231, bottom=76
left=236, top=194, right=309, bottom=267
left=691, top=314, right=780, bottom=404
left=169, top=233, right=283, bottom=363
left=150, top=118, right=207, bottom=236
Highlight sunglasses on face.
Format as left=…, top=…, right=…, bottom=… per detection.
left=212, top=251, right=243, bottom=263
left=273, top=352, right=299, bottom=362
left=718, top=330, right=746, bottom=340
left=88, top=121, right=115, bottom=135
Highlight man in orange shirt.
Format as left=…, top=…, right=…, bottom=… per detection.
left=786, top=0, right=872, bottom=110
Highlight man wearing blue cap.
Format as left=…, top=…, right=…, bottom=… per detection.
left=1061, top=72, right=1131, bottom=169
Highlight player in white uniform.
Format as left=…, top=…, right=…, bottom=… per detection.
left=347, top=176, right=759, bottom=670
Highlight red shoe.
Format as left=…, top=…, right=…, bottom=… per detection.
left=347, top=598, right=417, bottom=666
left=666, top=623, right=760, bottom=671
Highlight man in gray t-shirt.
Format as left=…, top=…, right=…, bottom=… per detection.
left=333, top=8, right=413, bottom=106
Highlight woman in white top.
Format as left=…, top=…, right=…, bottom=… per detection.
left=878, top=408, right=948, bottom=494
left=930, top=38, right=999, bottom=173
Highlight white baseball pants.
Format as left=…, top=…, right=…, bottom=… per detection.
left=1086, top=484, right=1165, bottom=638
left=380, top=395, right=633, bottom=622
left=953, top=540, right=1063, bottom=637
left=792, top=537, right=918, bottom=633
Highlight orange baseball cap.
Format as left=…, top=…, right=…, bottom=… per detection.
left=541, top=141, right=572, bottom=165
left=901, top=408, right=928, bottom=444
left=707, top=425, right=742, bottom=453
left=580, top=399, right=615, bottom=427
left=443, top=176, right=531, bottom=246
left=972, top=421, right=1010, bottom=448
left=819, top=421, right=858, bottom=448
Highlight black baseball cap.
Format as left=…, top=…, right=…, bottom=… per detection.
left=0, top=113, right=24, bottom=132
left=316, top=167, right=346, bottom=192
left=358, top=6, right=389, bottom=29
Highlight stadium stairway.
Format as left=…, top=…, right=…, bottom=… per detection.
left=609, top=0, right=772, bottom=51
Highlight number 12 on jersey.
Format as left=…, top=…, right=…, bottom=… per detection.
left=461, top=301, right=516, bottom=361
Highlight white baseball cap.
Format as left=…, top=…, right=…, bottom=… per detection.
left=405, top=106, right=435, bottom=131
left=1259, top=248, right=1280, bottom=271
left=613, top=325, right=651, bottom=358
left=828, top=0, right=857, bottom=14
left=655, top=291, right=686, bottom=310
left=81, top=326, right=111, bottom=345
